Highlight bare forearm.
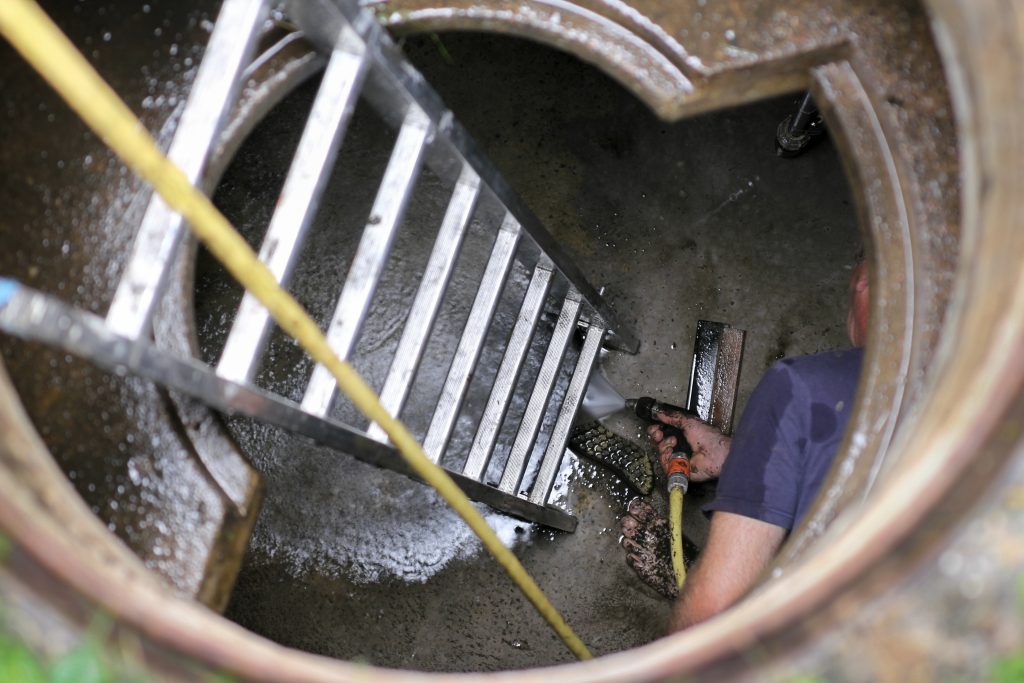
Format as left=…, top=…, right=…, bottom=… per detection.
left=671, top=556, right=732, bottom=631
left=670, top=512, right=787, bottom=631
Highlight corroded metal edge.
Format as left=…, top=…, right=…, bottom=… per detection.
left=0, top=0, right=1020, bottom=680
left=376, top=0, right=847, bottom=121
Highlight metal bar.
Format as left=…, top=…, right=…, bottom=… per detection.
left=366, top=167, right=481, bottom=442
left=106, top=0, right=269, bottom=339
left=710, top=325, right=745, bottom=434
left=686, top=320, right=721, bottom=423
left=498, top=292, right=581, bottom=493
left=462, top=263, right=553, bottom=481
left=300, top=107, right=431, bottom=416
left=789, top=92, right=819, bottom=135
left=528, top=323, right=605, bottom=505
left=421, top=215, right=520, bottom=462
left=0, top=281, right=575, bottom=532
left=217, top=33, right=370, bottom=383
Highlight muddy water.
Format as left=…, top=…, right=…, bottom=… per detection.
left=196, top=33, right=857, bottom=671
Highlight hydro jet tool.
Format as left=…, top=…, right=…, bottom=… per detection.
left=627, top=397, right=695, bottom=588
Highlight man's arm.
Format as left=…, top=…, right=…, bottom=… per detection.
left=670, top=511, right=787, bottom=631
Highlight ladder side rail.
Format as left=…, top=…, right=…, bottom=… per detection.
left=0, top=283, right=576, bottom=532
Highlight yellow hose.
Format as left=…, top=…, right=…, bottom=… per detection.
left=0, top=0, right=592, bottom=661
left=669, top=487, right=686, bottom=589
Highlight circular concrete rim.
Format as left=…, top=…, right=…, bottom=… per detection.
left=0, top=0, right=1021, bottom=680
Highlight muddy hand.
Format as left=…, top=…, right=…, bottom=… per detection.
left=647, top=413, right=730, bottom=481
left=619, top=498, right=679, bottom=599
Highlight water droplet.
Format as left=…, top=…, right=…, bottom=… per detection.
left=102, top=32, right=112, bottom=42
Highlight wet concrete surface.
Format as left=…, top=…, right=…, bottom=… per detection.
left=196, top=33, right=857, bottom=670
left=0, top=0, right=261, bottom=607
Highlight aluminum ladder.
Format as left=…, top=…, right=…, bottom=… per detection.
left=0, top=0, right=637, bottom=532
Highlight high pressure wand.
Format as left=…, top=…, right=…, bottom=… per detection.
left=627, top=397, right=693, bottom=589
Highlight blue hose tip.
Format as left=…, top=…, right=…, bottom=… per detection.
left=0, top=278, right=20, bottom=308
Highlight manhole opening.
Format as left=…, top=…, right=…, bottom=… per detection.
left=192, top=31, right=861, bottom=672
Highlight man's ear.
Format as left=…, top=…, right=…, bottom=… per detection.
left=852, top=262, right=869, bottom=292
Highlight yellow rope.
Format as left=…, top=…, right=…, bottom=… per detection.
left=669, top=487, right=687, bottom=589
left=0, top=0, right=592, bottom=661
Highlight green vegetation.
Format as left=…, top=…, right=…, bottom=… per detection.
left=202, top=672, right=237, bottom=683
left=0, top=620, right=239, bottom=683
left=47, top=643, right=110, bottom=683
left=0, top=635, right=47, bottom=683
left=429, top=33, right=455, bottom=65
left=988, top=572, right=1024, bottom=683
left=0, top=636, right=116, bottom=683
left=0, top=613, right=130, bottom=683
left=992, top=653, right=1024, bottom=683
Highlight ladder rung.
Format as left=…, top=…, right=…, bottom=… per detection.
left=528, top=321, right=606, bottom=505
left=498, top=292, right=581, bottom=493
left=422, top=215, right=520, bottom=462
left=218, top=35, right=369, bottom=383
left=105, top=0, right=268, bottom=339
left=301, top=106, right=431, bottom=417
left=366, top=167, right=481, bottom=442
left=462, top=263, right=554, bottom=481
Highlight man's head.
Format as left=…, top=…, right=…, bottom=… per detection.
left=846, top=251, right=870, bottom=347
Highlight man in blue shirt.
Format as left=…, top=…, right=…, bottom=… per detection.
left=622, top=256, right=869, bottom=630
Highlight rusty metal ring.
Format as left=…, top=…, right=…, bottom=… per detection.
left=0, top=0, right=1021, bottom=680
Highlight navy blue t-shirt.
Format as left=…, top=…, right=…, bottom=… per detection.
left=703, top=348, right=863, bottom=531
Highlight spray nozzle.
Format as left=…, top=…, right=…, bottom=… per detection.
left=629, top=396, right=695, bottom=492
left=665, top=453, right=690, bottom=493
left=627, top=396, right=693, bottom=423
